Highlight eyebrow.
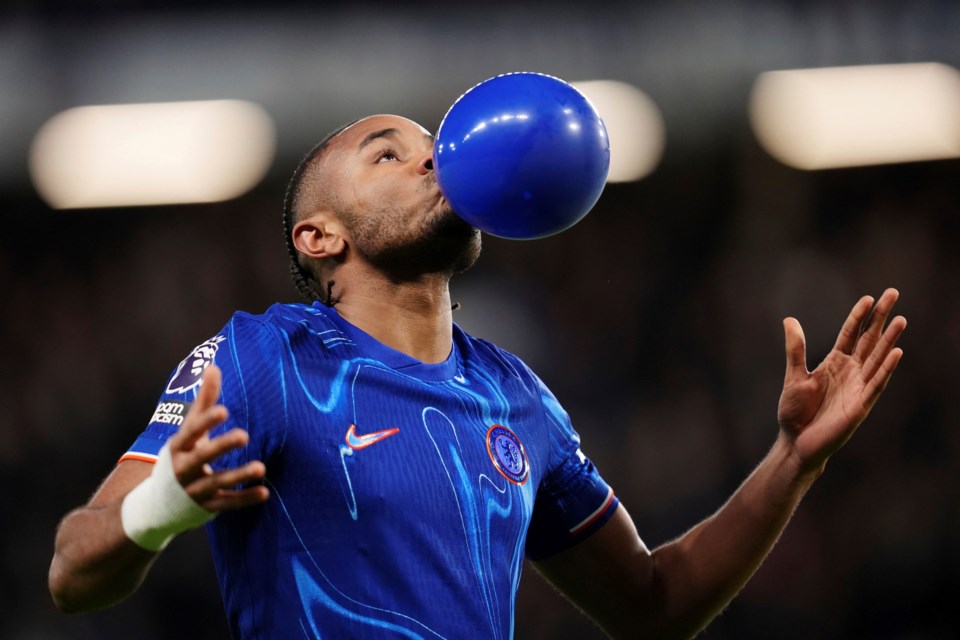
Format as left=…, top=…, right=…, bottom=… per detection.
left=358, top=128, right=400, bottom=150
left=357, top=127, right=435, bottom=151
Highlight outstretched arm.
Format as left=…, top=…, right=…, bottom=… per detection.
left=536, top=289, right=906, bottom=639
left=49, top=365, right=269, bottom=613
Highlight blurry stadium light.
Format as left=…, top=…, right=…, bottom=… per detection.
left=29, top=100, right=276, bottom=209
left=750, top=62, right=960, bottom=170
left=572, top=80, right=666, bottom=182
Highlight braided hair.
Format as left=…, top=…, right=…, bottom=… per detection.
left=281, top=121, right=357, bottom=305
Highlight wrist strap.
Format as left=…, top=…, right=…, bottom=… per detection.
left=121, top=443, right=216, bottom=552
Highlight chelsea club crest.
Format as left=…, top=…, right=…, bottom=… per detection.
left=486, top=425, right=529, bottom=485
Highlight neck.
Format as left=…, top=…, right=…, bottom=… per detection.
left=329, top=265, right=455, bottom=364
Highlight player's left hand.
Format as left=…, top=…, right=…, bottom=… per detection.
left=777, top=288, right=907, bottom=474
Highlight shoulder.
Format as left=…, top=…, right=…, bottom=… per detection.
left=230, top=302, right=311, bottom=334
left=221, top=302, right=343, bottom=352
left=165, top=303, right=316, bottom=392
left=456, top=325, right=535, bottom=380
left=454, top=325, right=558, bottom=402
left=212, top=302, right=368, bottom=390
left=208, top=305, right=291, bottom=364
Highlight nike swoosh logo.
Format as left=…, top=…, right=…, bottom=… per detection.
left=345, top=424, right=400, bottom=450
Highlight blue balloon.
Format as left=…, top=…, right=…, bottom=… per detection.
left=434, top=72, right=610, bottom=240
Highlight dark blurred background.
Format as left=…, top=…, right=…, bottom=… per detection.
left=3, top=1, right=959, bottom=638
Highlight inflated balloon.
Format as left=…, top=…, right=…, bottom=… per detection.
left=434, top=72, right=610, bottom=240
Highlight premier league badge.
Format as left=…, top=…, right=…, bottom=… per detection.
left=165, top=335, right=226, bottom=394
left=486, top=424, right=529, bottom=485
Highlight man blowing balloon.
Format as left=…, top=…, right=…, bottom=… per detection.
left=49, top=98, right=906, bottom=638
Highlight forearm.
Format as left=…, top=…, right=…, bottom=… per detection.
left=546, top=292, right=903, bottom=639
left=647, top=432, right=821, bottom=638
left=49, top=500, right=158, bottom=613
left=643, top=290, right=904, bottom=637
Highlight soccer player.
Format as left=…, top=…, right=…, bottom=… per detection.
left=49, top=115, right=907, bottom=639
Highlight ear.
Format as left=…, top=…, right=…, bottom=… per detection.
left=291, top=212, right=347, bottom=260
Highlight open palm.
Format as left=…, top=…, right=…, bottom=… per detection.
left=777, top=288, right=907, bottom=473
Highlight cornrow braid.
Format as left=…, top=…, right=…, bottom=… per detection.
left=281, top=121, right=357, bottom=305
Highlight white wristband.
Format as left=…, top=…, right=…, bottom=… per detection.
left=121, top=443, right=216, bottom=552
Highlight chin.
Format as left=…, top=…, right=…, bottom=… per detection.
left=450, top=226, right=482, bottom=275
left=435, top=206, right=475, bottom=235
left=365, top=209, right=481, bottom=281
left=431, top=208, right=482, bottom=274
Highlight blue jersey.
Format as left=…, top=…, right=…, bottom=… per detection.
left=123, top=302, right=618, bottom=639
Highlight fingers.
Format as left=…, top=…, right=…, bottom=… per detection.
left=203, top=485, right=271, bottom=513
left=170, top=365, right=226, bottom=451
left=186, top=460, right=268, bottom=507
left=864, top=345, right=905, bottom=408
left=783, top=317, right=808, bottom=381
left=177, top=428, right=251, bottom=485
left=164, top=365, right=257, bottom=489
left=155, top=362, right=271, bottom=512
left=833, top=294, right=876, bottom=355
left=862, top=313, right=907, bottom=383
left=853, top=288, right=900, bottom=363
left=837, top=289, right=906, bottom=409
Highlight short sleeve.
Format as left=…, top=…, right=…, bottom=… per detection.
left=523, top=370, right=619, bottom=560
left=120, top=312, right=287, bottom=468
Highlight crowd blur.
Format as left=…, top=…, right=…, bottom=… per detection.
left=3, top=132, right=958, bottom=639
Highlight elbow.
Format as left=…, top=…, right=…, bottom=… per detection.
left=634, top=550, right=717, bottom=640
left=51, top=594, right=82, bottom=615
left=599, top=552, right=674, bottom=639
left=47, top=559, right=79, bottom=613
left=48, top=562, right=79, bottom=614
left=48, top=552, right=144, bottom=614
left=48, top=556, right=99, bottom=614
left=615, top=550, right=705, bottom=640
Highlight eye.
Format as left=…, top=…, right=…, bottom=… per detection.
left=375, top=148, right=399, bottom=163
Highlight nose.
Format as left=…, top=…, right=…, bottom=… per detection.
left=416, top=152, right=434, bottom=175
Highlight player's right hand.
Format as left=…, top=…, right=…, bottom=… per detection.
left=166, top=364, right=270, bottom=512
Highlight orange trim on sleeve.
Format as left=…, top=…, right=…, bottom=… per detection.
left=117, top=453, right=159, bottom=465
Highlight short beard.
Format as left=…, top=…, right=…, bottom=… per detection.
left=342, top=205, right=482, bottom=283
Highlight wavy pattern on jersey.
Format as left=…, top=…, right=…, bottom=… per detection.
left=269, top=481, right=447, bottom=640
left=126, top=304, right=615, bottom=640
left=436, top=360, right=543, bottom=619
left=275, top=347, right=531, bottom=639
left=288, top=353, right=352, bottom=413
left=431, top=373, right=534, bottom=637
left=293, top=556, right=426, bottom=639
left=337, top=444, right=359, bottom=521
left=444, top=360, right=513, bottom=428
left=279, top=309, right=363, bottom=414
left=420, top=406, right=521, bottom=640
